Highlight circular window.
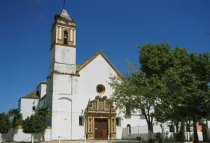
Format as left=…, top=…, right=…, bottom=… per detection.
left=96, top=84, right=105, bottom=94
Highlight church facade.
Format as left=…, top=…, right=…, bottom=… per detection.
left=16, top=9, right=164, bottom=141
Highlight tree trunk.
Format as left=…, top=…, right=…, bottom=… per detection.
left=175, top=121, right=179, bottom=133
left=205, top=119, right=209, bottom=142
left=160, top=123, right=165, bottom=143
left=174, top=121, right=179, bottom=141
left=0, top=133, right=2, bottom=143
left=192, top=115, right=199, bottom=143
left=147, top=121, right=154, bottom=143
left=31, top=134, right=34, bottom=143
left=13, top=117, right=16, bottom=128
left=179, top=121, right=185, bottom=141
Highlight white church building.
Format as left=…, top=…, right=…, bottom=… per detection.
left=16, top=9, right=153, bottom=141
left=6, top=8, right=202, bottom=142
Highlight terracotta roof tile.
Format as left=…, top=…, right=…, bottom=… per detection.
left=21, top=91, right=39, bottom=99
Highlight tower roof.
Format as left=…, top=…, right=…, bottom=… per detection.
left=60, top=9, right=71, bottom=20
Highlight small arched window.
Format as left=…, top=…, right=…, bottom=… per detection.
left=127, top=124, right=131, bottom=135
left=64, top=31, right=68, bottom=45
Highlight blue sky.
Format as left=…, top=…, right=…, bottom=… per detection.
left=0, top=0, right=210, bottom=112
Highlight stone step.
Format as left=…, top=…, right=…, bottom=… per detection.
left=39, top=140, right=141, bottom=143
left=40, top=140, right=108, bottom=143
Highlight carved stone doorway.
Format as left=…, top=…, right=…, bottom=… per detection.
left=85, top=96, right=116, bottom=140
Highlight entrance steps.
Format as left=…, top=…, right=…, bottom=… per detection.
left=40, top=140, right=108, bottom=143
left=39, top=140, right=139, bottom=143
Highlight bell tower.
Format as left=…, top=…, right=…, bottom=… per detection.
left=48, top=9, right=78, bottom=140
left=50, top=9, right=76, bottom=74
left=51, top=9, right=76, bottom=48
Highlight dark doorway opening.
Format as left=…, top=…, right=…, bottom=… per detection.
left=64, top=31, right=68, bottom=44
left=94, top=118, right=108, bottom=140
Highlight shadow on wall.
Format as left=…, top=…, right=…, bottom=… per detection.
left=2, top=128, right=14, bottom=142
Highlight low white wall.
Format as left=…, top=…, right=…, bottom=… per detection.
left=120, top=125, right=203, bottom=142
left=2, top=128, right=51, bottom=142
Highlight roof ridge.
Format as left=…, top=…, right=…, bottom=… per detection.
left=21, top=91, right=39, bottom=99
left=77, top=51, right=124, bottom=79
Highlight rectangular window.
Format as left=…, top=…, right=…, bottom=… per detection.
left=116, top=117, right=121, bottom=126
left=79, top=116, right=83, bottom=126
left=32, top=106, right=36, bottom=111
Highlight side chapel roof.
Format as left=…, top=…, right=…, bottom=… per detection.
left=21, top=91, right=39, bottom=99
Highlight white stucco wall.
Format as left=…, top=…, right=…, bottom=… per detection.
left=50, top=73, right=74, bottom=140
left=37, top=83, right=47, bottom=98
left=62, top=54, right=149, bottom=140
left=20, top=98, right=39, bottom=119
left=49, top=45, right=76, bottom=74
left=2, top=128, right=51, bottom=142
left=68, top=54, right=175, bottom=140
left=55, top=45, right=76, bottom=65
left=40, top=84, right=47, bottom=98
left=69, top=54, right=119, bottom=139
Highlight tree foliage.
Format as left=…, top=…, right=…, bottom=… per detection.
left=109, top=65, right=162, bottom=143
left=0, top=113, right=11, bottom=133
left=35, top=107, right=51, bottom=122
left=109, top=43, right=210, bottom=143
left=22, top=115, right=45, bottom=134
left=8, top=108, right=23, bottom=128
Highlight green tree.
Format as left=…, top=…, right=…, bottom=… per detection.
left=153, top=48, right=191, bottom=141
left=36, top=107, right=51, bottom=122
left=0, top=113, right=11, bottom=143
left=8, top=108, right=23, bottom=128
left=110, top=43, right=210, bottom=143
left=109, top=67, right=162, bottom=143
left=140, top=44, right=210, bottom=143
left=178, top=53, right=210, bottom=143
left=22, top=114, right=45, bottom=143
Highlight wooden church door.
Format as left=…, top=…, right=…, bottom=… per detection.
left=94, top=118, right=108, bottom=140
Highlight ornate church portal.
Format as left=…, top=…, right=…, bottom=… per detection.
left=85, top=96, right=116, bottom=140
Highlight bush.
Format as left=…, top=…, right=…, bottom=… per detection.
left=0, top=113, right=11, bottom=133
left=22, top=114, right=45, bottom=134
left=155, top=132, right=163, bottom=143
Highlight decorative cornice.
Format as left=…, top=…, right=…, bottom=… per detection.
left=50, top=43, right=76, bottom=51
left=55, top=43, right=76, bottom=48
left=51, top=71, right=80, bottom=77
left=71, top=73, right=80, bottom=77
